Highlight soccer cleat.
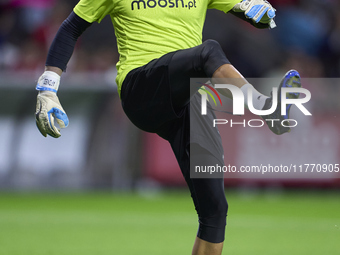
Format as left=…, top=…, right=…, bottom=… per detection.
left=262, top=70, right=301, bottom=135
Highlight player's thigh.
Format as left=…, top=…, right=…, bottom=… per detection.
left=169, top=40, right=230, bottom=110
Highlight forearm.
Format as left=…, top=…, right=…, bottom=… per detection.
left=36, top=12, right=91, bottom=138
left=46, top=11, right=92, bottom=73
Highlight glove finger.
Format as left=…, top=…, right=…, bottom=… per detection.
left=36, top=121, right=47, bottom=137
left=233, top=0, right=250, bottom=12
left=53, top=108, right=69, bottom=128
left=37, top=109, right=61, bottom=138
left=240, top=0, right=251, bottom=11
left=35, top=101, right=47, bottom=137
left=267, top=8, right=275, bottom=19
left=247, top=5, right=269, bottom=23
left=36, top=107, right=60, bottom=138
left=259, top=8, right=276, bottom=24
left=233, top=3, right=242, bottom=11
left=46, top=112, right=61, bottom=138
left=245, top=4, right=263, bottom=19
left=35, top=100, right=47, bottom=137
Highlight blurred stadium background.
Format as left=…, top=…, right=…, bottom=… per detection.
left=0, top=0, right=339, bottom=254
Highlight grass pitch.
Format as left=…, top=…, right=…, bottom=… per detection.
left=0, top=189, right=339, bottom=255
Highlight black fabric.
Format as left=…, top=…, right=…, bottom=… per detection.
left=121, top=40, right=226, bottom=164
left=46, top=11, right=91, bottom=71
left=189, top=144, right=228, bottom=243
left=169, top=39, right=230, bottom=112
left=121, top=51, right=178, bottom=133
left=121, top=40, right=228, bottom=243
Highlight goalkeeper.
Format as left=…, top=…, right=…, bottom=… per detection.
left=35, top=0, right=300, bottom=254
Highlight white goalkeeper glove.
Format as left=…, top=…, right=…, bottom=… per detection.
left=233, top=0, right=276, bottom=28
left=35, top=71, right=69, bottom=138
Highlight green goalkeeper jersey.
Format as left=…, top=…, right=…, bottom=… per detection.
left=74, top=0, right=240, bottom=95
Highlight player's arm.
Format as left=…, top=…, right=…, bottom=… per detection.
left=35, top=11, right=92, bottom=138
left=230, top=0, right=276, bottom=29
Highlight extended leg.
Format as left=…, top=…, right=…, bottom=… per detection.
left=168, top=40, right=301, bottom=135
left=176, top=143, right=227, bottom=255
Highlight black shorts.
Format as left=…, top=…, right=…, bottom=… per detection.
left=121, top=42, right=229, bottom=167
left=121, top=51, right=177, bottom=134
left=121, top=63, right=224, bottom=167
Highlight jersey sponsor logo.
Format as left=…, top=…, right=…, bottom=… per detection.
left=131, top=0, right=197, bottom=11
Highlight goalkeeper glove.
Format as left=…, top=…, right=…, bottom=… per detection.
left=35, top=71, right=69, bottom=138
left=233, top=0, right=276, bottom=28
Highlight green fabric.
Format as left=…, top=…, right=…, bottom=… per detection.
left=74, top=0, right=240, bottom=95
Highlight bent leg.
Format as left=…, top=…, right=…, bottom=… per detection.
left=168, top=39, right=268, bottom=111
left=169, top=39, right=230, bottom=111
left=162, top=92, right=227, bottom=255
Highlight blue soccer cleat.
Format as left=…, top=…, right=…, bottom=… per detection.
left=262, top=70, right=301, bottom=135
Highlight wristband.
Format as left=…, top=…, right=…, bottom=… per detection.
left=36, top=71, right=60, bottom=93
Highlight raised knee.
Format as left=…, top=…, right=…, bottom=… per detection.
left=201, top=39, right=222, bottom=57
left=202, top=39, right=222, bottom=50
left=199, top=39, right=228, bottom=76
